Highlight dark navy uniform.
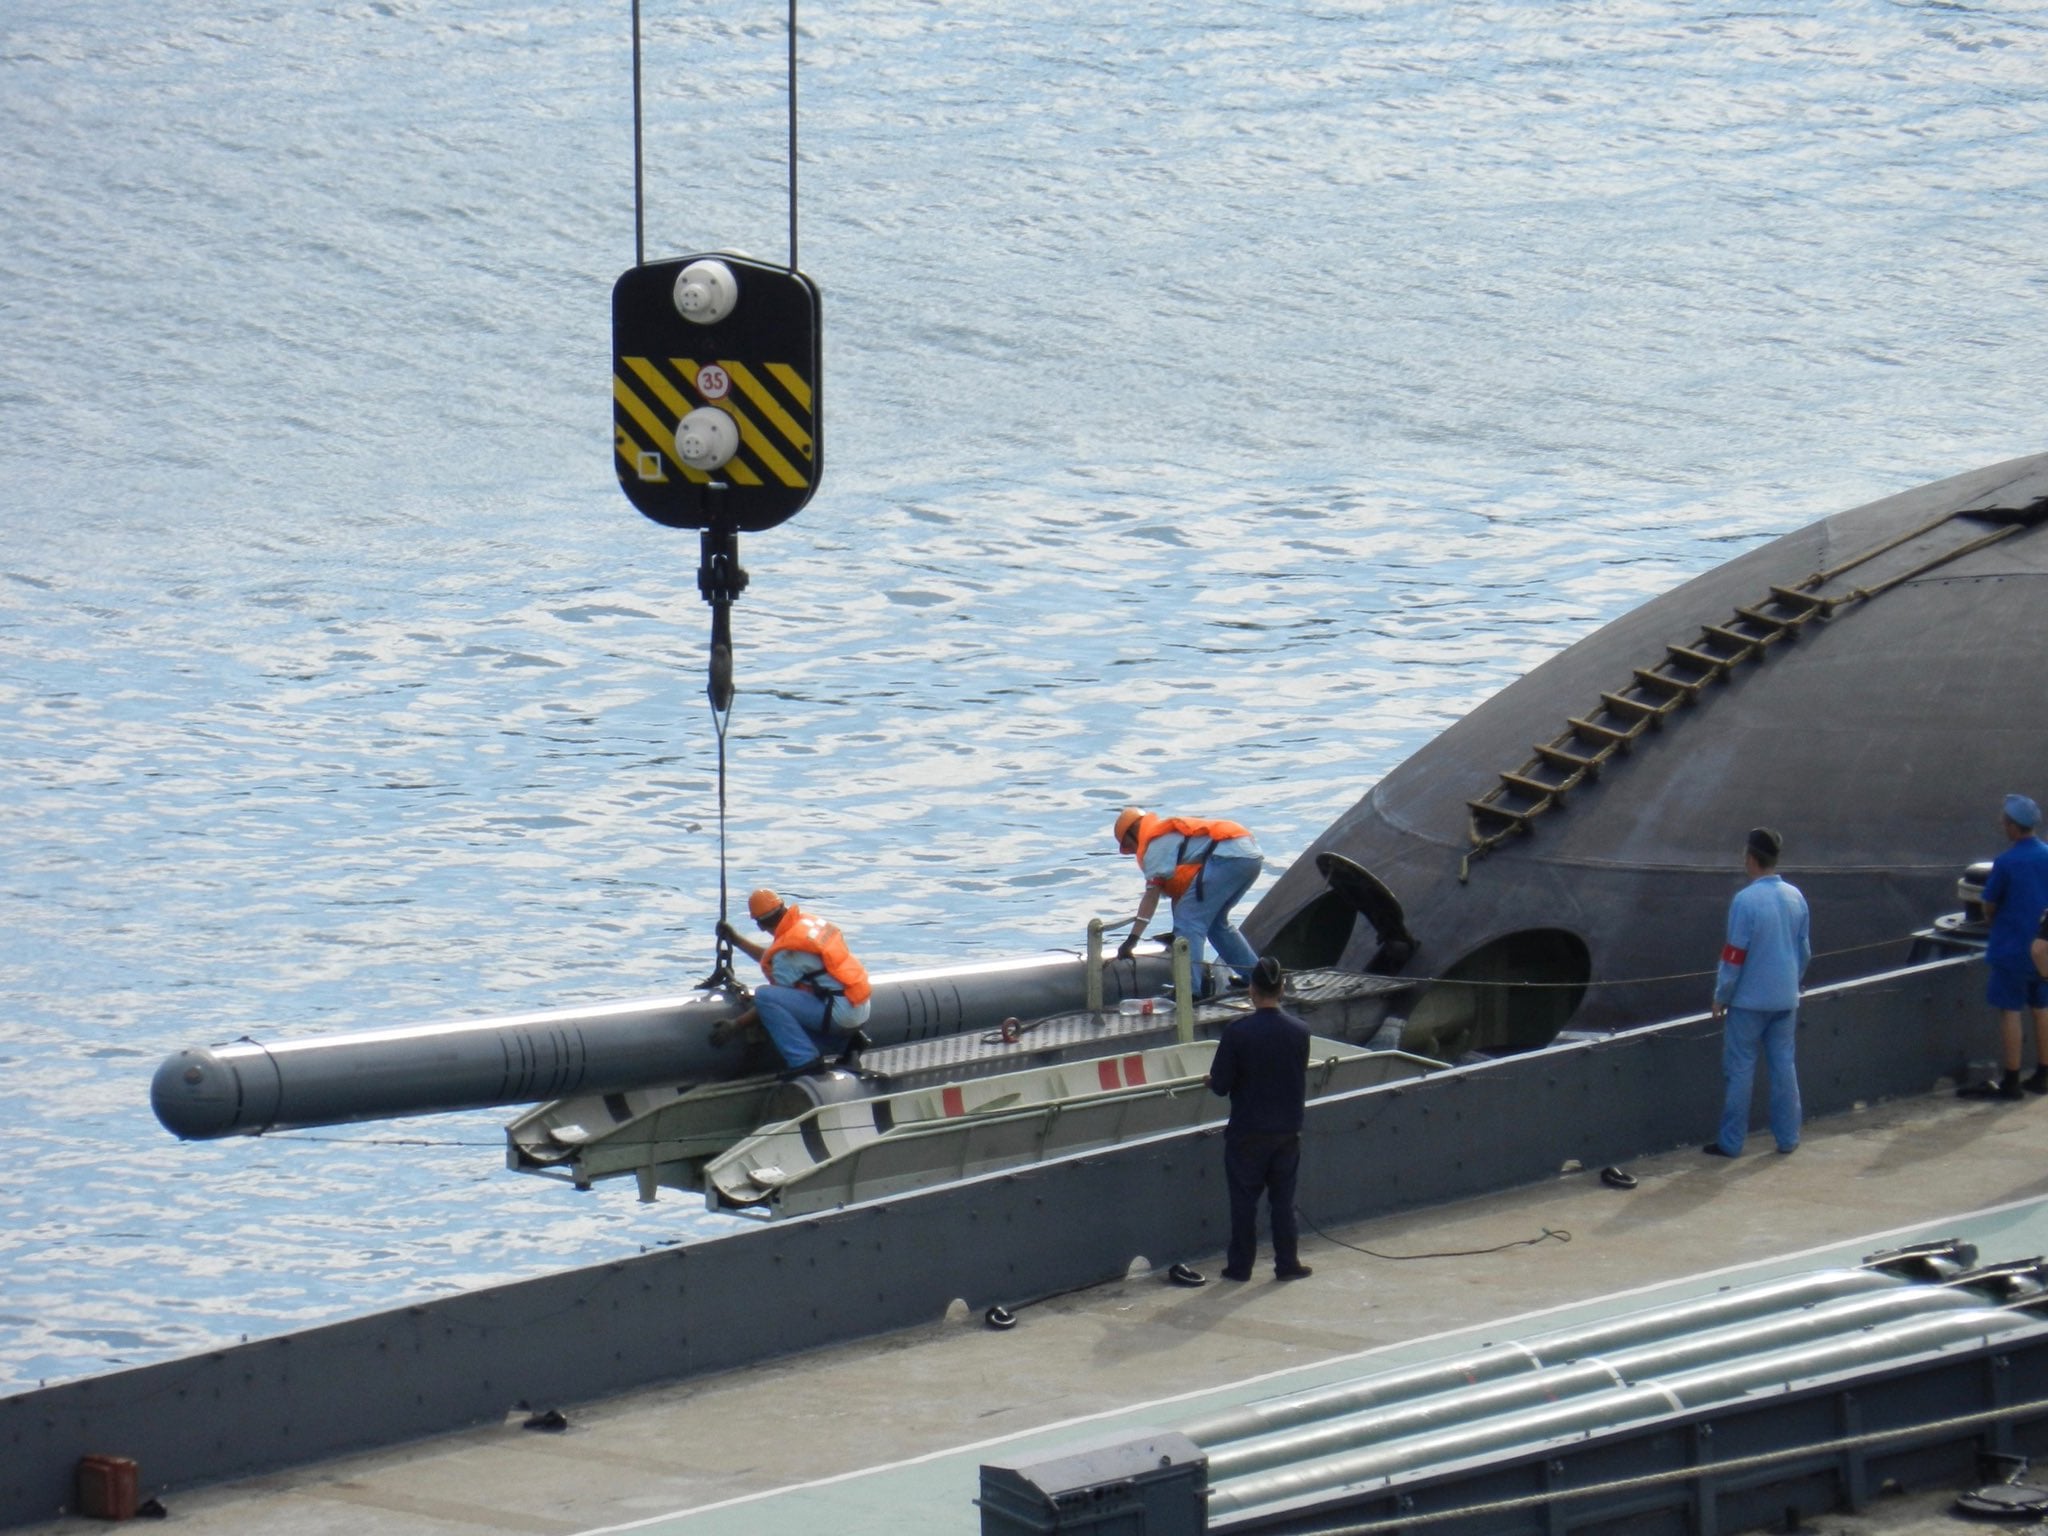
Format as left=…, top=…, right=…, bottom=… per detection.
left=1208, top=1005, right=1310, bottom=1280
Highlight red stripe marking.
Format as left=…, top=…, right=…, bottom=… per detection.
left=1098, top=1060, right=1120, bottom=1091
left=942, top=1086, right=965, bottom=1117
left=1721, top=944, right=1747, bottom=965
left=1124, top=1054, right=1147, bottom=1086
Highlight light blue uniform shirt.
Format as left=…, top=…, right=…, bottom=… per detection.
left=1983, top=835, right=2048, bottom=969
left=1714, top=873, right=1811, bottom=1011
left=1140, top=830, right=1263, bottom=888
left=767, top=948, right=831, bottom=989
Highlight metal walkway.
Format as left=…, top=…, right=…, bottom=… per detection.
left=859, top=969, right=1413, bottom=1087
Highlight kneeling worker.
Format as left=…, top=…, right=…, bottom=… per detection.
left=1110, top=806, right=1263, bottom=986
left=714, top=888, right=872, bottom=1075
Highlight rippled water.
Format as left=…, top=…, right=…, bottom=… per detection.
left=4, top=0, right=2047, bottom=1392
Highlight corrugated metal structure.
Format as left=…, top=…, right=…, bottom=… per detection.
left=1177, top=1244, right=2048, bottom=1532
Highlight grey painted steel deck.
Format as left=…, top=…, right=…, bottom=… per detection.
left=0, top=951, right=1989, bottom=1528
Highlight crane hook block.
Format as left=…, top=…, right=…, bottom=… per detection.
left=612, top=252, right=822, bottom=533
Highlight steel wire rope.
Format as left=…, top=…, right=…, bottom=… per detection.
left=627, top=0, right=799, bottom=267
left=628, top=0, right=643, bottom=266
left=1296, top=929, right=1950, bottom=994
left=710, top=686, right=734, bottom=974
left=1062, top=929, right=1951, bottom=993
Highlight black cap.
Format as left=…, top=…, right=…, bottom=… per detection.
left=1746, top=827, right=1782, bottom=863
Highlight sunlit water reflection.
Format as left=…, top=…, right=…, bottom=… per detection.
left=4, top=0, right=2047, bottom=1390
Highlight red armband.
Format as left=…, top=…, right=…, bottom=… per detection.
left=1720, top=944, right=1747, bottom=965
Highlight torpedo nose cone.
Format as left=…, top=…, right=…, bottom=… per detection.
left=151, top=1049, right=242, bottom=1139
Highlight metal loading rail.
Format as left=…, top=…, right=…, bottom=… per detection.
left=504, top=969, right=1416, bottom=1202
left=707, top=1036, right=1442, bottom=1218
left=1462, top=496, right=2048, bottom=878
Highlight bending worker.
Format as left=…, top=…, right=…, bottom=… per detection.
left=713, top=889, right=872, bottom=1076
left=1110, top=806, right=1263, bottom=986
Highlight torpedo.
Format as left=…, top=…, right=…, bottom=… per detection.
left=149, top=948, right=1179, bottom=1141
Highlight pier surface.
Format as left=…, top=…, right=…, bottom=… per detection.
left=23, top=1081, right=2048, bottom=1536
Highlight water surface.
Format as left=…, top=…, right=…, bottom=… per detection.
left=4, top=0, right=2047, bottom=1391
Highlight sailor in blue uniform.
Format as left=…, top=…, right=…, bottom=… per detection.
left=1207, top=956, right=1313, bottom=1282
left=1981, top=793, right=2048, bottom=1099
left=1705, top=827, right=1811, bottom=1158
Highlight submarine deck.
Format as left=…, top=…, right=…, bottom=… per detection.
left=31, top=1077, right=2048, bottom=1536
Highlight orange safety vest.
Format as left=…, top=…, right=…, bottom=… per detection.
left=759, top=905, right=873, bottom=1006
left=1131, top=815, right=1253, bottom=902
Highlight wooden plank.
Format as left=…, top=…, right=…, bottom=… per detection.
left=1534, top=742, right=1603, bottom=772
left=1702, top=623, right=1764, bottom=653
left=1568, top=716, right=1635, bottom=745
left=1466, top=799, right=1531, bottom=828
left=1666, top=643, right=1731, bottom=672
left=1769, top=584, right=1825, bottom=610
left=1632, top=668, right=1698, bottom=697
left=1599, top=691, right=1662, bottom=719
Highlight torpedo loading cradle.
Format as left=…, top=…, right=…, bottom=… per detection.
left=150, top=451, right=2048, bottom=1213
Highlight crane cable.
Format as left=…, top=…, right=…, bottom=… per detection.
left=629, top=0, right=801, bottom=268
left=626, top=0, right=802, bottom=991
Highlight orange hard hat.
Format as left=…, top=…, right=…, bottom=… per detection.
left=1112, top=807, right=1145, bottom=845
left=747, top=888, right=784, bottom=921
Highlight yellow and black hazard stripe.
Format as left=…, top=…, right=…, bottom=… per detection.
left=613, top=356, right=815, bottom=487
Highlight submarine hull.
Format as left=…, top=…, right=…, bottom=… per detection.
left=1249, top=450, right=2048, bottom=1046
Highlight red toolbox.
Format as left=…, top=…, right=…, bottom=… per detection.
left=74, top=1455, right=139, bottom=1521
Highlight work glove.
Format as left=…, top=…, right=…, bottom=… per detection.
left=1115, top=934, right=1139, bottom=962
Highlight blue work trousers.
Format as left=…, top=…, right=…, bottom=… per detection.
left=1717, top=1006, right=1802, bottom=1155
left=754, top=985, right=855, bottom=1071
left=1224, top=1132, right=1301, bottom=1277
left=1174, top=854, right=1263, bottom=979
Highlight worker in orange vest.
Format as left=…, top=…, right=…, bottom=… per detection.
left=714, top=888, right=873, bottom=1075
left=1110, top=807, right=1264, bottom=987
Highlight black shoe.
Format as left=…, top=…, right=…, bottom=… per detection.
left=1219, top=1267, right=1252, bottom=1282
left=1275, top=1265, right=1313, bottom=1281
left=1702, top=1142, right=1736, bottom=1158
left=779, top=1058, right=828, bottom=1081
left=835, top=1028, right=874, bottom=1068
left=2002, top=1074, right=2027, bottom=1101
left=2026, top=1068, right=2048, bottom=1096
